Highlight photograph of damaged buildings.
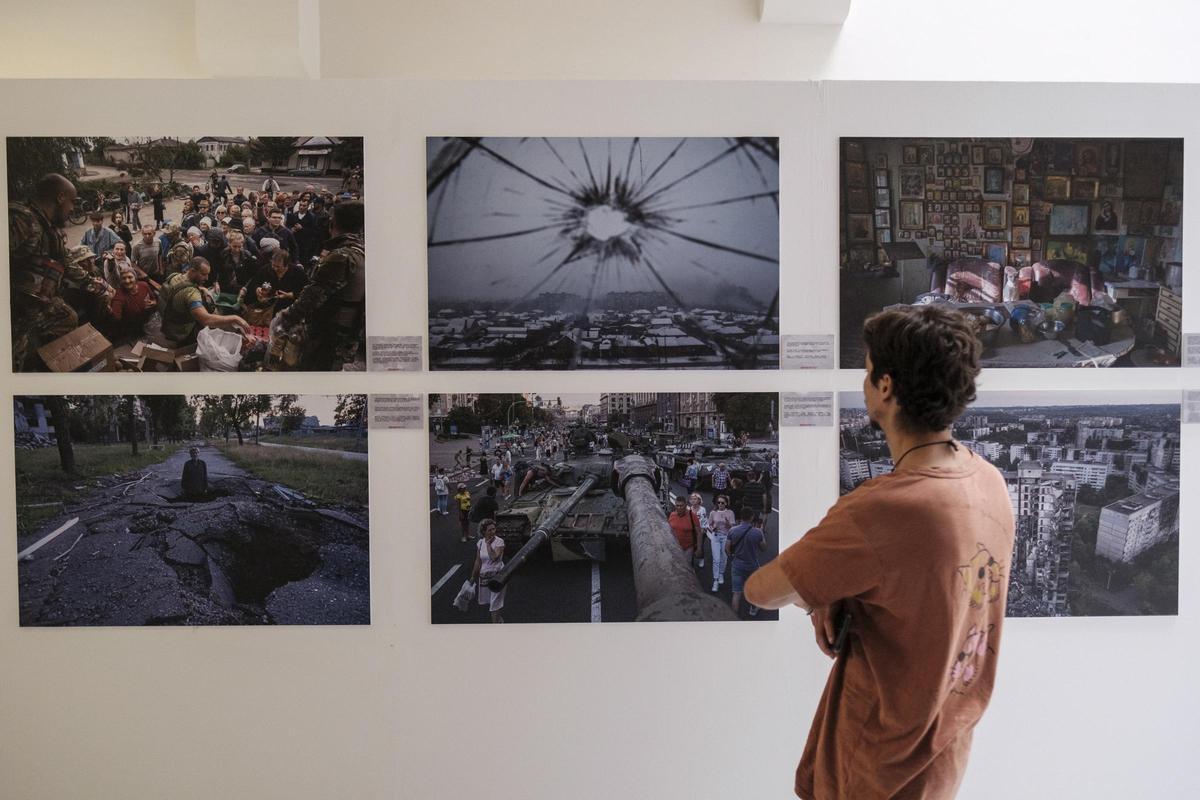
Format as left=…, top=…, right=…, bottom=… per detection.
left=839, top=391, right=1179, bottom=617
left=13, top=394, right=368, bottom=626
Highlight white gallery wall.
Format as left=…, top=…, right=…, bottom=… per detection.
left=0, top=78, right=1197, bottom=799
left=6, top=0, right=1200, bottom=83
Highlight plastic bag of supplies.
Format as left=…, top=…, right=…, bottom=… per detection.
left=196, top=326, right=243, bottom=371
left=452, top=579, right=476, bottom=611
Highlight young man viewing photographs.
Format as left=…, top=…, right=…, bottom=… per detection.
left=746, top=305, right=1015, bottom=800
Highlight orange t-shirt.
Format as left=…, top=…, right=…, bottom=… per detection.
left=779, top=452, right=1014, bottom=799
left=667, top=509, right=701, bottom=551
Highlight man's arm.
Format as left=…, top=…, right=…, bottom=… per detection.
left=745, top=558, right=811, bottom=612
left=189, top=304, right=247, bottom=332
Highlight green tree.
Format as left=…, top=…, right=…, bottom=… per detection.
left=44, top=396, right=76, bottom=474
left=5, top=137, right=90, bottom=199
left=332, top=137, right=364, bottom=169
left=199, top=395, right=271, bottom=445
left=123, top=396, right=140, bottom=455
left=275, top=395, right=308, bottom=434
left=219, top=144, right=249, bottom=167
left=334, top=395, right=367, bottom=428
left=140, top=395, right=192, bottom=445
left=250, top=137, right=296, bottom=169
left=714, top=393, right=775, bottom=436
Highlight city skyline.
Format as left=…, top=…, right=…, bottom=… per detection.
left=839, top=393, right=1180, bottom=617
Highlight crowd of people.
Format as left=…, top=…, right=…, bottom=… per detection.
left=436, top=422, right=777, bottom=621
left=10, top=169, right=366, bottom=372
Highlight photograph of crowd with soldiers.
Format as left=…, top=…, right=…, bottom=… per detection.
left=8, top=136, right=366, bottom=373
left=14, top=394, right=369, bottom=626
left=429, top=392, right=779, bottom=624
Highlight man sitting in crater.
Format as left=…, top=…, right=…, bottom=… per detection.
left=181, top=447, right=209, bottom=500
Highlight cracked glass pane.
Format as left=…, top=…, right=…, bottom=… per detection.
left=427, top=137, right=780, bottom=370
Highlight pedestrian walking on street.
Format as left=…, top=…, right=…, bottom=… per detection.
left=727, top=506, right=766, bottom=617
left=668, top=495, right=702, bottom=566
left=471, top=519, right=506, bottom=623
left=707, top=494, right=736, bottom=592
left=471, top=485, right=500, bottom=542
left=150, top=183, right=165, bottom=230
left=455, top=483, right=473, bottom=542
left=433, top=468, right=450, bottom=516
left=688, top=492, right=710, bottom=570
left=710, top=461, right=731, bottom=508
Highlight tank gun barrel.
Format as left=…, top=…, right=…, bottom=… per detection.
left=486, top=472, right=600, bottom=590
left=612, top=455, right=737, bottom=622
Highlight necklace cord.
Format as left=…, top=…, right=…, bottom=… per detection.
left=893, top=439, right=958, bottom=471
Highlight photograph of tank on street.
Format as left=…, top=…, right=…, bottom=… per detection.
left=427, top=137, right=779, bottom=370
left=429, top=393, right=780, bottom=623
left=14, top=394, right=369, bottom=626
left=839, top=390, right=1179, bottom=617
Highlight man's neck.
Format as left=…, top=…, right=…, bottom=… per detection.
left=884, top=425, right=957, bottom=471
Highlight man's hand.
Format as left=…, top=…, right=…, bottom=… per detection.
left=809, top=601, right=844, bottom=659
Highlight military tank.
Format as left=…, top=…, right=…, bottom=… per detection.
left=489, top=453, right=671, bottom=586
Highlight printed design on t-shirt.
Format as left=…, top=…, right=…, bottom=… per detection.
left=948, top=623, right=995, bottom=694
left=957, top=544, right=1005, bottom=609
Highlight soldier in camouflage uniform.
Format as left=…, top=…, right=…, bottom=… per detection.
left=10, top=173, right=108, bottom=371
left=276, top=201, right=365, bottom=370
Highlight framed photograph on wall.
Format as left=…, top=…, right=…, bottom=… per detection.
left=1071, top=178, right=1099, bottom=201
left=847, top=213, right=875, bottom=242
left=1044, top=175, right=1071, bottom=201
left=1049, top=204, right=1090, bottom=236
left=918, top=145, right=934, bottom=166
left=874, top=153, right=888, bottom=169
left=845, top=140, right=865, bottom=162
left=981, top=200, right=1008, bottom=230
left=986, top=146, right=1003, bottom=164
left=1046, top=239, right=1090, bottom=263
left=876, top=229, right=892, bottom=244
left=983, top=242, right=1008, bottom=264
left=1013, top=183, right=1030, bottom=204
left=899, top=200, right=925, bottom=230
left=874, top=208, right=891, bottom=228
left=903, top=144, right=919, bottom=164
left=1074, top=142, right=1103, bottom=177
left=1011, top=249, right=1032, bottom=265
left=875, top=168, right=889, bottom=188
left=845, top=161, right=867, bottom=187
left=1013, top=206, right=1031, bottom=225
left=1092, top=199, right=1121, bottom=233
left=846, top=187, right=871, bottom=213
left=899, top=167, right=924, bottom=198
left=983, top=167, right=1005, bottom=194
left=875, top=187, right=891, bottom=208
left=971, top=144, right=985, bottom=164
left=1013, top=226, right=1031, bottom=248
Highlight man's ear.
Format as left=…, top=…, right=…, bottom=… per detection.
left=876, top=372, right=893, bottom=401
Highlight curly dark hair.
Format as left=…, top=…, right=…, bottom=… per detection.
left=862, top=305, right=981, bottom=432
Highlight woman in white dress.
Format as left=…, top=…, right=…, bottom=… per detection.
left=471, top=519, right=506, bottom=623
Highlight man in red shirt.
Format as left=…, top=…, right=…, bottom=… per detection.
left=746, top=305, right=1015, bottom=799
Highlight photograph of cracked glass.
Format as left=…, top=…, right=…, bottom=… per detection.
left=429, top=392, right=779, bottom=623
left=426, top=137, right=780, bottom=370
left=14, top=394, right=369, bottom=626
left=7, top=136, right=366, bottom=374
left=838, top=391, right=1179, bottom=617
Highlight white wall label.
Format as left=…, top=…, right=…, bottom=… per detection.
left=369, top=394, right=424, bottom=430
left=1184, top=334, right=1200, bottom=367
left=782, top=334, right=836, bottom=370
left=1184, top=391, right=1200, bottom=424
left=781, top=391, right=834, bottom=427
left=367, top=336, right=423, bottom=371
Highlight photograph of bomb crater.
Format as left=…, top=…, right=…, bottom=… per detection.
left=14, top=394, right=369, bottom=626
